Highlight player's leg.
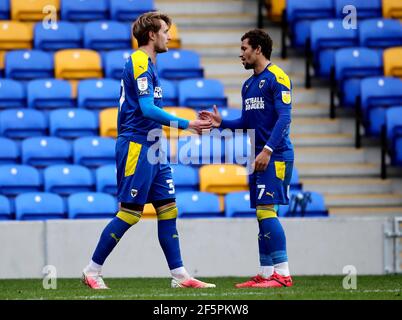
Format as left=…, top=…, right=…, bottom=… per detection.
left=149, top=164, right=215, bottom=288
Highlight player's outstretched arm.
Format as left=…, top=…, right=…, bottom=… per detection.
left=198, top=105, right=222, bottom=128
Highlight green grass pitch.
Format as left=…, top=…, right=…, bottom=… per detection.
left=0, top=276, right=401, bottom=300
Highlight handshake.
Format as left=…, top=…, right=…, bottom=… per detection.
left=188, top=105, right=223, bottom=135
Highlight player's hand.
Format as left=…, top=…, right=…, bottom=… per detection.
left=252, top=148, right=272, bottom=172
left=198, top=105, right=222, bottom=128
left=188, top=119, right=213, bottom=135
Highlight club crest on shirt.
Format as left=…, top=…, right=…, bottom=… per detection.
left=259, top=79, right=265, bottom=89
left=281, top=91, right=291, bottom=104
left=154, top=86, right=162, bottom=98
left=137, top=77, right=148, bottom=91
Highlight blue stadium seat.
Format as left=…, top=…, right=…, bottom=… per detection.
left=221, top=132, right=252, bottom=165
left=0, top=109, right=47, bottom=138
left=0, top=138, right=19, bottom=164
left=160, top=78, right=178, bottom=106
left=279, top=191, right=328, bottom=217
left=83, top=21, right=131, bottom=50
left=225, top=191, right=254, bottom=218
left=0, top=79, right=25, bottom=109
left=178, top=79, right=228, bottom=109
left=359, top=19, right=402, bottom=49
left=15, top=192, right=65, bottom=220
left=386, top=106, right=402, bottom=166
left=110, top=0, right=155, bottom=21
left=361, top=77, right=402, bottom=136
left=49, top=109, right=97, bottom=138
left=73, top=137, right=115, bottom=167
left=310, top=19, right=358, bottom=77
left=334, top=48, right=383, bottom=107
left=27, top=79, right=75, bottom=109
left=286, top=0, right=334, bottom=48
left=21, top=137, right=72, bottom=167
left=157, top=50, right=204, bottom=80
left=0, top=0, right=9, bottom=20
left=34, top=21, right=82, bottom=50
left=219, top=107, right=242, bottom=121
left=77, top=79, right=120, bottom=109
left=68, top=192, right=117, bottom=219
left=0, top=165, right=41, bottom=196
left=335, top=0, right=382, bottom=19
left=176, top=191, right=221, bottom=218
left=0, top=195, right=11, bottom=220
left=5, top=50, right=54, bottom=79
left=170, top=164, right=198, bottom=192
left=44, top=164, right=93, bottom=195
left=61, top=0, right=109, bottom=21
left=104, top=50, right=132, bottom=79
left=95, top=164, right=116, bottom=194
left=290, top=166, right=302, bottom=190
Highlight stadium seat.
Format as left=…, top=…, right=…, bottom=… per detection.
left=15, top=192, right=65, bottom=220
left=11, top=0, right=59, bottom=21
left=0, top=195, right=11, bottom=220
left=170, top=164, right=199, bottom=192
left=0, top=138, right=19, bottom=164
left=142, top=203, right=156, bottom=218
left=178, top=79, right=228, bottom=109
left=266, top=0, right=286, bottom=22
left=49, top=109, right=97, bottom=138
left=5, top=50, right=54, bottom=79
left=385, top=106, right=402, bottom=166
left=290, top=166, right=303, bottom=190
left=99, top=107, right=117, bottom=138
left=281, top=191, right=329, bottom=217
left=335, top=0, right=382, bottom=19
left=83, top=21, right=131, bottom=50
left=286, top=0, right=334, bottom=48
left=77, top=79, right=120, bottom=109
left=68, top=192, right=117, bottom=219
left=44, top=164, right=93, bottom=195
left=0, top=164, right=41, bottom=196
left=199, top=164, right=248, bottom=195
left=73, top=137, right=115, bottom=167
left=168, top=23, right=182, bottom=49
left=384, top=47, right=402, bottom=77
left=110, top=0, right=155, bottom=21
left=157, top=50, right=203, bottom=80
left=360, top=77, right=402, bottom=136
left=176, top=191, right=222, bottom=218
left=334, top=48, right=383, bottom=107
left=382, top=0, right=402, bottom=19
left=61, top=0, right=109, bottom=21
left=359, top=19, right=402, bottom=49
left=162, top=107, right=197, bottom=138
left=0, top=109, right=47, bottom=138
left=310, top=19, right=358, bottom=78
left=104, top=50, right=132, bottom=79
left=54, top=49, right=102, bottom=79
left=221, top=132, right=253, bottom=165
left=0, top=79, right=25, bottom=109
left=0, top=21, right=32, bottom=50
left=225, top=191, right=254, bottom=218
left=34, top=21, right=82, bottom=51
left=95, top=164, right=116, bottom=194
left=21, top=137, right=72, bottom=167
left=27, top=79, right=75, bottom=109
left=0, top=50, right=5, bottom=76
left=160, top=78, right=178, bottom=107
left=0, top=0, right=9, bottom=20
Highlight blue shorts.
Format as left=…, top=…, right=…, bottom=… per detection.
left=249, top=160, right=293, bottom=208
left=116, top=137, right=175, bottom=205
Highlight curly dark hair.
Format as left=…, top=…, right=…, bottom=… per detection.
left=241, top=29, right=273, bottom=60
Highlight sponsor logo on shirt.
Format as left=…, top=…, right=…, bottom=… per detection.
left=245, top=97, right=265, bottom=111
left=154, top=86, right=162, bottom=98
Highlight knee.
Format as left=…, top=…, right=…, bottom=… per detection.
left=117, top=202, right=144, bottom=225
left=154, top=201, right=178, bottom=220
left=256, top=204, right=277, bottom=221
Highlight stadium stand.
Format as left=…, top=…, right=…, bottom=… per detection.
left=162, top=107, right=197, bottom=138
left=176, top=191, right=222, bottom=218
left=60, top=0, right=109, bottom=21
left=83, top=21, right=131, bottom=50
left=77, top=79, right=120, bottom=109
left=99, top=107, right=118, bottom=138
left=0, top=195, right=11, bottom=220
left=359, top=18, right=402, bottom=49
left=225, top=191, right=254, bottom=218
left=0, top=0, right=10, bottom=20
left=73, top=137, right=116, bottom=167
left=34, top=21, right=82, bottom=51
left=382, top=0, right=402, bottom=19
left=335, top=0, right=382, bottom=19
left=67, top=192, right=117, bottom=219
left=49, top=109, right=98, bottom=138
left=15, top=192, right=65, bottom=220
left=383, top=47, right=402, bottom=77
left=5, top=50, right=54, bottom=79
left=104, top=50, right=132, bottom=79
left=279, top=191, right=329, bottom=217
left=160, top=78, right=178, bottom=107
left=0, top=109, right=47, bottom=138
left=110, top=0, right=155, bottom=21
left=170, top=164, right=199, bottom=192
left=382, top=106, right=402, bottom=178
left=27, top=79, right=75, bottom=109
left=0, top=79, right=25, bottom=109
left=54, top=49, right=102, bottom=79
left=0, top=165, right=41, bottom=196
left=0, top=137, right=19, bottom=164
left=95, top=164, right=117, bottom=194
left=10, top=0, right=60, bottom=22
left=157, top=49, right=204, bottom=80
left=0, top=21, right=32, bottom=50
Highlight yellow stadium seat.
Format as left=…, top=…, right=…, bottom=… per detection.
left=132, top=23, right=181, bottom=49
left=0, top=21, right=32, bottom=49
left=143, top=203, right=157, bottom=218
left=266, top=0, right=286, bottom=22
left=54, top=49, right=102, bottom=79
left=99, top=107, right=118, bottom=138
left=162, top=107, right=197, bottom=138
left=199, top=164, right=248, bottom=195
left=383, top=0, right=402, bottom=19
left=11, top=0, right=60, bottom=21
left=384, top=47, right=402, bottom=78
left=0, top=50, right=6, bottom=73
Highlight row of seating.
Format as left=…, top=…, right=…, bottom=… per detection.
left=0, top=48, right=202, bottom=81
left=0, top=20, right=181, bottom=51
left=0, top=0, right=155, bottom=22
left=0, top=77, right=226, bottom=110
left=0, top=189, right=327, bottom=221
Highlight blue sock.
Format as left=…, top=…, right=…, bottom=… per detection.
left=157, top=218, right=183, bottom=270
left=258, top=221, right=273, bottom=266
left=92, top=216, right=132, bottom=265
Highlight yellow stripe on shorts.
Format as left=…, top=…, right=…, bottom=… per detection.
left=274, top=161, right=286, bottom=181
left=124, top=141, right=142, bottom=177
